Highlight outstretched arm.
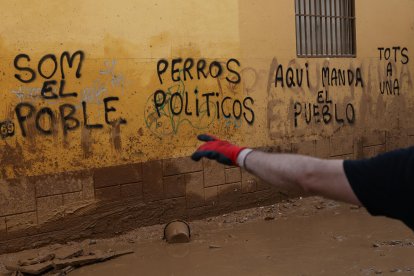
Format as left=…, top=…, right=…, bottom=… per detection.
left=244, top=151, right=360, bottom=205
left=192, top=134, right=361, bottom=206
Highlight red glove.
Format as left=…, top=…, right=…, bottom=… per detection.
left=191, top=134, right=246, bottom=166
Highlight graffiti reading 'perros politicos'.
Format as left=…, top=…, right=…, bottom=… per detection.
left=378, top=47, right=410, bottom=96
left=147, top=58, right=255, bottom=137
left=12, top=51, right=127, bottom=137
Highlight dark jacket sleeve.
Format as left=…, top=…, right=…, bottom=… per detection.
left=343, top=146, right=414, bottom=230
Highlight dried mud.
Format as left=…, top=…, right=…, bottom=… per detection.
left=1, top=196, right=413, bottom=276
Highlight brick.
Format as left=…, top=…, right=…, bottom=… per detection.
left=121, top=182, right=143, bottom=198
left=386, top=133, right=412, bottom=151
left=329, top=154, right=354, bottom=160
left=34, top=171, right=87, bottom=197
left=218, top=183, right=241, bottom=204
left=257, top=179, right=272, bottom=191
left=82, top=177, right=95, bottom=200
left=6, top=212, right=37, bottom=232
left=142, top=161, right=163, bottom=202
left=225, top=167, right=241, bottom=183
left=37, top=195, right=63, bottom=224
left=94, top=163, right=142, bottom=188
left=163, top=175, right=186, bottom=199
left=163, top=157, right=203, bottom=176
left=185, top=172, right=204, bottom=208
left=203, top=159, right=225, bottom=187
left=0, top=217, right=6, bottom=233
left=95, top=186, right=121, bottom=201
left=292, top=140, right=315, bottom=156
left=241, top=170, right=257, bottom=193
left=204, top=186, right=218, bottom=206
left=157, top=198, right=187, bottom=221
left=363, top=145, right=386, bottom=159
left=0, top=177, right=35, bottom=216
left=362, top=131, right=386, bottom=147
left=315, top=138, right=330, bottom=158
left=63, top=192, right=83, bottom=205
left=330, top=136, right=354, bottom=157
left=258, top=143, right=292, bottom=153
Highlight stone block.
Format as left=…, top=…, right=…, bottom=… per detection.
left=185, top=172, right=204, bottom=208
left=241, top=170, right=257, bottom=193
left=362, top=131, right=386, bottom=147
left=0, top=217, right=6, bottom=233
left=62, top=192, right=83, bottom=205
left=256, top=179, right=272, bottom=191
left=94, top=163, right=142, bottom=188
left=121, top=182, right=143, bottom=198
left=163, top=175, right=186, bottom=199
left=142, top=160, right=163, bottom=202
left=6, top=212, right=37, bottom=232
left=95, top=186, right=121, bottom=201
left=37, top=195, right=64, bottom=224
left=225, top=167, right=241, bottom=183
left=329, top=154, right=354, bottom=160
left=163, top=157, right=203, bottom=176
left=82, top=178, right=95, bottom=200
left=218, top=183, right=241, bottom=205
left=0, top=177, right=36, bottom=217
left=292, top=140, right=315, bottom=156
left=386, top=133, right=412, bottom=151
left=330, top=136, right=354, bottom=157
left=34, top=171, right=87, bottom=197
left=363, top=145, right=386, bottom=159
left=315, top=138, right=330, bottom=158
left=203, top=159, right=225, bottom=187
left=204, top=186, right=218, bottom=206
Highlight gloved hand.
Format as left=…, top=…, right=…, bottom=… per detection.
left=191, top=134, right=247, bottom=166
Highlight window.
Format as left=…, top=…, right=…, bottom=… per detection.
left=295, top=0, right=356, bottom=57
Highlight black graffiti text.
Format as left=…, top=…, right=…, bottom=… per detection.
left=153, top=88, right=254, bottom=125
left=157, top=58, right=241, bottom=85
left=15, top=97, right=126, bottom=137
left=293, top=90, right=355, bottom=127
left=14, top=51, right=84, bottom=84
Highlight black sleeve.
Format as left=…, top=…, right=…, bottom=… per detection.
left=343, top=146, right=414, bottom=231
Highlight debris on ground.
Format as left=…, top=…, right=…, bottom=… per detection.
left=3, top=245, right=134, bottom=275
left=372, top=239, right=414, bottom=248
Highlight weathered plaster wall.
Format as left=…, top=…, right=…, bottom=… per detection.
left=0, top=0, right=413, bottom=252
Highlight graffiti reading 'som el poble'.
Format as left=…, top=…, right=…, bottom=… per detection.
left=145, top=58, right=255, bottom=137
left=12, top=51, right=127, bottom=137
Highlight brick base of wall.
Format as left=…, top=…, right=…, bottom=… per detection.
left=0, top=130, right=413, bottom=253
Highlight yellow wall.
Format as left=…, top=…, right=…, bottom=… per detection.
left=0, top=0, right=413, bottom=179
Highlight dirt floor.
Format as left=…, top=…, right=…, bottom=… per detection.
left=1, top=196, right=414, bottom=276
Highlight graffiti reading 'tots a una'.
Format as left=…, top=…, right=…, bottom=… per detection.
left=378, top=47, right=410, bottom=96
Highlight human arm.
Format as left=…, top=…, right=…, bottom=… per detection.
left=191, top=134, right=361, bottom=205
left=243, top=150, right=361, bottom=205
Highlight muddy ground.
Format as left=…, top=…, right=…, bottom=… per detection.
left=1, top=196, right=414, bottom=276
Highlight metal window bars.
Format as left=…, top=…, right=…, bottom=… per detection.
left=295, top=0, right=356, bottom=57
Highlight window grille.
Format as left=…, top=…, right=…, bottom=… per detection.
left=295, top=0, right=356, bottom=57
